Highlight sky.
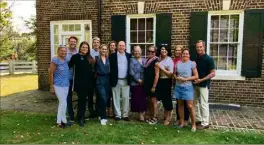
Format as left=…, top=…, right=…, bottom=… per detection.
left=7, top=0, right=36, bottom=33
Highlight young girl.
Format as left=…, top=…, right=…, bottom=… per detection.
left=49, top=45, right=70, bottom=128
left=95, top=44, right=111, bottom=125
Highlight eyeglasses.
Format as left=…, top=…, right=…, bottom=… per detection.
left=58, top=45, right=66, bottom=48
left=148, top=50, right=155, bottom=53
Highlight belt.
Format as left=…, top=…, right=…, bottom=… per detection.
left=118, top=78, right=126, bottom=80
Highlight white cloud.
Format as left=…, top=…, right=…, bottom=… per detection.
left=7, top=0, right=36, bottom=33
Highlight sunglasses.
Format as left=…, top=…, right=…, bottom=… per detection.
left=148, top=50, right=155, bottom=53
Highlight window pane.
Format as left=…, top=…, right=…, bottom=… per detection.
left=130, top=32, right=137, bottom=43
left=131, top=19, right=137, bottom=30
left=212, top=56, right=218, bottom=69
left=210, top=29, right=219, bottom=42
left=75, top=24, right=81, bottom=31
left=220, top=29, right=228, bottom=42
left=220, top=15, right=229, bottom=28
left=146, top=31, right=153, bottom=43
left=69, top=24, right=74, bottom=31
left=228, top=57, right=237, bottom=70
left=146, top=18, right=153, bottom=30
left=138, top=18, right=145, bottom=30
left=219, top=44, right=227, bottom=57
left=228, top=44, right=237, bottom=58
left=138, top=31, right=146, bottom=43
left=229, top=29, right=239, bottom=42
left=141, top=45, right=146, bottom=57
left=210, top=44, right=218, bottom=56
left=62, top=24, right=68, bottom=31
left=54, top=25, right=58, bottom=34
left=211, top=15, right=219, bottom=28
left=54, top=35, right=59, bottom=44
left=54, top=44, right=59, bottom=55
left=230, top=15, right=239, bottom=29
left=218, top=57, right=227, bottom=70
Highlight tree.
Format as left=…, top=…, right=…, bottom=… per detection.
left=0, top=1, right=15, bottom=62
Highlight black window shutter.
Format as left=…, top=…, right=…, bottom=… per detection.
left=111, top=15, right=126, bottom=43
left=189, top=11, right=208, bottom=61
left=156, top=13, right=172, bottom=56
left=242, top=9, right=264, bottom=77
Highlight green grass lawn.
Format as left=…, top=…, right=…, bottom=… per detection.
left=0, top=74, right=38, bottom=97
left=1, top=111, right=264, bottom=144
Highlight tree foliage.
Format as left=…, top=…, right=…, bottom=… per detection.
left=0, top=1, right=14, bottom=62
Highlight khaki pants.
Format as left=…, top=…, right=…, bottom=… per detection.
left=112, top=79, right=130, bottom=118
left=194, top=86, right=209, bottom=126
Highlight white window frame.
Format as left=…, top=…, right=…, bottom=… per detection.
left=126, top=14, right=156, bottom=55
left=207, top=10, right=245, bottom=80
left=50, top=20, right=92, bottom=58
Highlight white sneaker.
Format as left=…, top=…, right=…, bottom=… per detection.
left=100, top=119, right=108, bottom=125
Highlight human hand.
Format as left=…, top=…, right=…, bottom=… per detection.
left=194, top=79, right=202, bottom=84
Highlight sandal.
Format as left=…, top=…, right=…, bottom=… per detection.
left=163, top=120, right=170, bottom=126
left=148, top=117, right=158, bottom=125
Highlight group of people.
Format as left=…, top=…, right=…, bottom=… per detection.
left=49, top=36, right=215, bottom=132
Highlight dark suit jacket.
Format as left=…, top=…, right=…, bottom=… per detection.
left=109, top=52, right=131, bottom=87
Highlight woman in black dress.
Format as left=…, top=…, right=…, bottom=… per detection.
left=144, top=45, right=159, bottom=125
left=69, top=41, right=95, bottom=127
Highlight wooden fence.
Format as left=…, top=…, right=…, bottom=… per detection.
left=0, top=60, right=37, bottom=75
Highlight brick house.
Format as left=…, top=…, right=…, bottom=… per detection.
left=36, top=0, right=264, bottom=106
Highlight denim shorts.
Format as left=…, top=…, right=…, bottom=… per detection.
left=173, top=85, right=194, bottom=101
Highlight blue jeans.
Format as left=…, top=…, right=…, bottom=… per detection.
left=96, top=76, right=110, bottom=119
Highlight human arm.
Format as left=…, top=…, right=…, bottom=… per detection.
left=151, top=65, right=160, bottom=93
left=49, top=58, right=56, bottom=95
left=129, top=59, right=142, bottom=85
left=194, top=57, right=215, bottom=84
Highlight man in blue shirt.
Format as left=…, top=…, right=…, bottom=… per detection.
left=109, top=41, right=131, bottom=121
left=194, top=40, right=215, bottom=130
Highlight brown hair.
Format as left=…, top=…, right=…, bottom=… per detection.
left=68, top=36, right=78, bottom=42
left=79, top=41, right=94, bottom=64
left=196, top=40, right=206, bottom=47
left=182, top=48, right=190, bottom=53
left=108, top=40, right=116, bottom=54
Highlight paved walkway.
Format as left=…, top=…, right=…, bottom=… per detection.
left=1, top=90, right=264, bottom=133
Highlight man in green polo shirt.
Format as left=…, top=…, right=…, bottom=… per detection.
left=194, top=40, right=215, bottom=130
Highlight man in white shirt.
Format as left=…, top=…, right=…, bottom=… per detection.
left=90, top=37, right=100, bottom=58
left=87, top=37, right=101, bottom=119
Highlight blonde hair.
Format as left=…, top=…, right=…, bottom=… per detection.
left=57, top=45, right=67, bottom=55
left=99, top=44, right=108, bottom=56
left=175, top=45, right=183, bottom=51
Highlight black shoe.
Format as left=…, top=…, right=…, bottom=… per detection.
left=88, top=113, right=97, bottom=118
left=78, top=120, right=85, bottom=127
left=115, top=117, right=121, bottom=121
left=197, top=124, right=209, bottom=130
left=66, top=121, right=73, bottom=127
left=123, top=117, right=130, bottom=121
left=195, top=121, right=202, bottom=125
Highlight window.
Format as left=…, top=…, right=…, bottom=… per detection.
left=50, top=20, right=92, bottom=58
left=207, top=11, right=244, bottom=76
left=126, top=14, right=156, bottom=57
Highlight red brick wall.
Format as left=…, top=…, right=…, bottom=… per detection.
left=36, top=0, right=264, bottom=106
left=36, top=0, right=98, bottom=89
